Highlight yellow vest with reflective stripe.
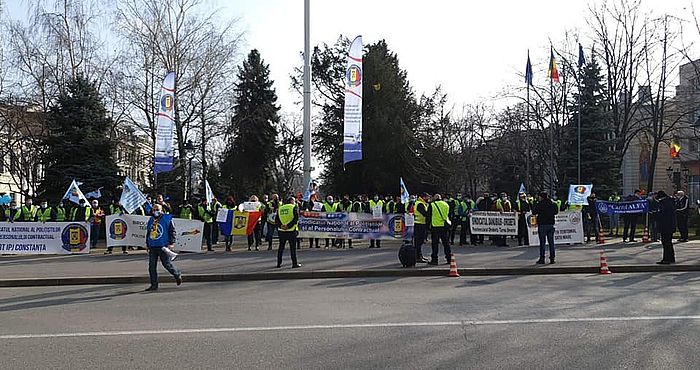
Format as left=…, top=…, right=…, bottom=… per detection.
left=278, top=204, right=298, bottom=231
left=431, top=201, right=450, bottom=228
left=414, top=199, right=427, bottom=225
left=55, top=207, right=66, bottom=222
left=37, top=208, right=52, bottom=222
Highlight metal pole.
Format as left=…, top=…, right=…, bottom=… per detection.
left=577, top=72, right=582, bottom=184
left=526, top=83, right=530, bottom=191
left=187, top=156, right=193, bottom=200
left=302, top=0, right=312, bottom=187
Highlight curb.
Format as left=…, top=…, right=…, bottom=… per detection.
left=1, top=264, right=699, bottom=287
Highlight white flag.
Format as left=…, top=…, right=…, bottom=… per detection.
left=62, top=180, right=88, bottom=205
left=205, top=180, right=214, bottom=205
left=119, top=177, right=148, bottom=214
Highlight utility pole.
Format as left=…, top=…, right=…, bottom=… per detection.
left=302, top=0, right=312, bottom=187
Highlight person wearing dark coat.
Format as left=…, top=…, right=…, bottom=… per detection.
left=656, top=190, right=677, bottom=264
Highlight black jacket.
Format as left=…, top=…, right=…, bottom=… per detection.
left=658, top=196, right=677, bottom=234
left=532, top=199, right=559, bottom=226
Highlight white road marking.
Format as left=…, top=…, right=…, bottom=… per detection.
left=3, top=316, right=700, bottom=339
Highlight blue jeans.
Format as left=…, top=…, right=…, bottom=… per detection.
left=148, top=248, right=181, bottom=287
left=538, top=225, right=556, bottom=260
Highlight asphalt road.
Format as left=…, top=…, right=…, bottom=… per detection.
left=2, top=273, right=700, bottom=369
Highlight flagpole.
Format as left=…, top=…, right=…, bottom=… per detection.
left=549, top=47, right=555, bottom=195
left=577, top=68, right=582, bottom=184
left=302, top=0, right=312, bottom=188
left=526, top=73, right=531, bottom=191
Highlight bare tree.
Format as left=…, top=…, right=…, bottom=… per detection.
left=274, top=113, right=304, bottom=195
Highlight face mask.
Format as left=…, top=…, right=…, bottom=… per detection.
left=373, top=197, right=379, bottom=201
left=41, top=204, right=47, bottom=209
left=328, top=200, right=333, bottom=204
left=153, top=211, right=162, bottom=217
left=12, top=205, right=18, bottom=210
left=26, top=202, right=32, bottom=206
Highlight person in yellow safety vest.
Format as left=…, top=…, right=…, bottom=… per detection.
left=383, top=195, right=395, bottom=214
left=276, top=196, right=301, bottom=268
left=323, top=195, right=339, bottom=248
left=5, top=200, right=21, bottom=222
left=448, top=194, right=462, bottom=246
left=552, top=194, right=563, bottom=211
left=197, top=198, right=216, bottom=252
left=53, top=200, right=67, bottom=222
left=178, top=199, right=194, bottom=219
left=607, top=192, right=621, bottom=237
left=457, top=195, right=471, bottom=246
left=427, top=194, right=452, bottom=265
left=368, top=195, right=384, bottom=248
left=70, top=199, right=93, bottom=222
left=35, top=200, right=52, bottom=223
left=492, top=192, right=511, bottom=247
left=413, top=193, right=430, bottom=263
left=20, top=198, right=37, bottom=222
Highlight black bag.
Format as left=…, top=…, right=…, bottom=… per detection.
left=398, top=241, right=417, bottom=267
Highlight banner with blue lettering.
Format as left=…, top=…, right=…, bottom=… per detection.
left=343, top=36, right=363, bottom=166
left=155, top=72, right=176, bottom=174
left=0, top=222, right=91, bottom=254
left=596, top=200, right=648, bottom=215
left=299, top=212, right=413, bottom=240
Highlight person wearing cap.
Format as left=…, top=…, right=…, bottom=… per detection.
left=427, top=193, right=452, bottom=265
left=532, top=191, right=558, bottom=264
left=655, top=190, right=676, bottom=264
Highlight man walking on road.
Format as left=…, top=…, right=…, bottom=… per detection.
left=656, top=190, right=676, bottom=264
left=145, top=204, right=182, bottom=292
left=532, top=191, right=558, bottom=264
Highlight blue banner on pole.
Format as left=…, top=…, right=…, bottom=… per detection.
left=596, top=200, right=648, bottom=215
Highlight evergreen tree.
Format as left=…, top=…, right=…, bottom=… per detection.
left=313, top=39, right=420, bottom=194
left=40, top=75, right=120, bottom=201
left=559, top=57, right=619, bottom=198
left=220, top=49, right=279, bottom=197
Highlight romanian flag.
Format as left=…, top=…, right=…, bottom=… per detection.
left=231, top=210, right=262, bottom=236
left=671, top=141, right=681, bottom=158
left=548, top=48, right=560, bottom=83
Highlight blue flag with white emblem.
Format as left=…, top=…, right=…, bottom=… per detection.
left=119, top=177, right=148, bottom=214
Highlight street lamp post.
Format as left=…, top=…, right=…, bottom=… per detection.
left=184, top=140, right=197, bottom=200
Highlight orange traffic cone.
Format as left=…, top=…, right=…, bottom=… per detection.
left=642, top=227, right=650, bottom=243
left=596, top=234, right=605, bottom=245
left=599, top=250, right=612, bottom=275
left=448, top=253, right=460, bottom=277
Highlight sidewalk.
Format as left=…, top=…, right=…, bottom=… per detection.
left=1, top=238, right=699, bottom=286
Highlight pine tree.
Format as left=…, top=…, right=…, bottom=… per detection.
left=220, top=49, right=279, bottom=197
left=559, top=57, right=619, bottom=198
left=40, top=75, right=120, bottom=201
left=313, top=39, right=420, bottom=194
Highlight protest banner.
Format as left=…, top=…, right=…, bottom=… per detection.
left=0, top=222, right=91, bottom=255
left=526, top=211, right=584, bottom=245
left=106, top=214, right=203, bottom=252
left=299, top=212, right=414, bottom=240
left=567, top=184, right=593, bottom=205
left=469, top=211, right=518, bottom=235
left=595, top=200, right=648, bottom=214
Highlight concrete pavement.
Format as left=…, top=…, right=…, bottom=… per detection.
left=1, top=238, right=699, bottom=286
left=1, top=274, right=700, bottom=369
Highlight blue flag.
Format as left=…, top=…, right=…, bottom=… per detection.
left=518, top=183, right=526, bottom=194
left=119, top=177, right=147, bottom=214
left=218, top=209, right=234, bottom=236
left=400, top=177, right=409, bottom=203
left=525, top=51, right=533, bottom=86
left=302, top=177, right=317, bottom=202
